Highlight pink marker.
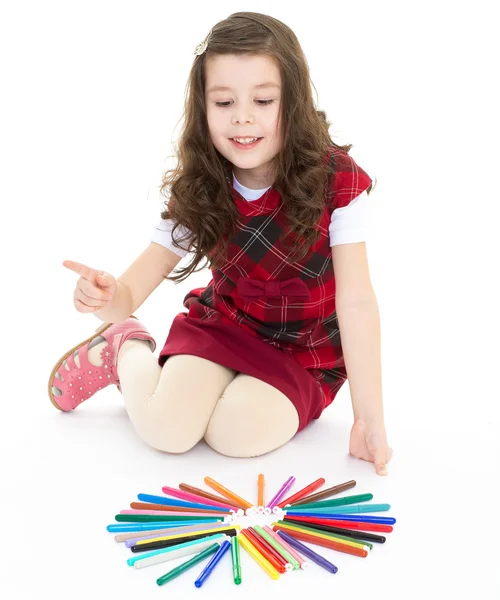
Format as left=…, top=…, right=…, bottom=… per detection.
left=119, top=509, right=229, bottom=518
left=263, top=525, right=309, bottom=570
left=161, top=485, right=238, bottom=512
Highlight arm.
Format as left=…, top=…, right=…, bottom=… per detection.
left=332, top=242, right=392, bottom=474
left=94, top=242, right=183, bottom=323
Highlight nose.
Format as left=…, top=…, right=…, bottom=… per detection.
left=231, top=104, right=255, bottom=125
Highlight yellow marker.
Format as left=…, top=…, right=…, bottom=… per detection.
left=135, top=525, right=240, bottom=546
left=237, top=534, right=280, bottom=580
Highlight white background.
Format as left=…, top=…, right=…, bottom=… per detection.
left=1, top=0, right=499, bottom=598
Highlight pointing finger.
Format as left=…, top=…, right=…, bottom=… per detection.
left=62, top=260, right=98, bottom=282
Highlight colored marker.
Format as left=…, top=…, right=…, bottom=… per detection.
left=288, top=480, right=356, bottom=507
left=115, top=513, right=223, bottom=523
left=130, top=501, right=228, bottom=514
left=237, top=533, right=280, bottom=580
left=263, top=525, right=309, bottom=570
left=291, top=493, right=373, bottom=510
left=126, top=522, right=236, bottom=547
left=282, top=515, right=393, bottom=533
left=133, top=524, right=239, bottom=546
left=161, top=485, right=238, bottom=512
left=267, top=476, right=295, bottom=510
left=240, top=529, right=286, bottom=574
left=276, top=530, right=338, bottom=574
left=137, top=493, right=231, bottom=512
left=246, top=527, right=290, bottom=572
left=128, top=535, right=228, bottom=568
left=274, top=520, right=372, bottom=551
left=284, top=503, right=391, bottom=515
left=283, top=517, right=386, bottom=543
left=107, top=520, right=215, bottom=533
left=272, top=523, right=368, bottom=557
left=120, top=509, right=230, bottom=518
left=283, top=513, right=396, bottom=525
left=178, top=483, right=245, bottom=514
left=156, top=543, right=220, bottom=586
left=231, top=536, right=242, bottom=585
left=276, top=477, right=326, bottom=509
left=131, top=527, right=238, bottom=553
left=194, top=539, right=231, bottom=587
left=253, top=524, right=301, bottom=570
left=257, top=474, right=265, bottom=512
left=204, top=477, right=253, bottom=510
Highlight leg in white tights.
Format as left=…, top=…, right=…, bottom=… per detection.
left=204, top=373, right=300, bottom=458
left=116, top=340, right=237, bottom=453
left=88, top=338, right=300, bottom=457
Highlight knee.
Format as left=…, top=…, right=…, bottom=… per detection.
left=204, top=382, right=300, bottom=458
left=133, top=395, right=201, bottom=454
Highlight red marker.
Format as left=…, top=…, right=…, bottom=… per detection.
left=277, top=477, right=326, bottom=509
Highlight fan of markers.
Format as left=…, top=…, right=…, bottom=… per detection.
left=107, top=474, right=395, bottom=587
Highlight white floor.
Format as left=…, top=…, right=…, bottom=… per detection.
left=2, top=315, right=499, bottom=598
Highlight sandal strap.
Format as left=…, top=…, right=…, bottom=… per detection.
left=55, top=341, right=118, bottom=407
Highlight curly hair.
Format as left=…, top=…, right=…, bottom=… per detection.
left=160, top=12, right=372, bottom=283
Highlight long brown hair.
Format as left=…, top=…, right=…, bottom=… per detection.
left=160, top=12, right=372, bottom=283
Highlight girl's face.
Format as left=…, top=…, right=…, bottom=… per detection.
left=205, top=54, right=282, bottom=189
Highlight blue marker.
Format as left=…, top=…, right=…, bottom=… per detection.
left=138, top=493, right=232, bottom=512
left=193, top=539, right=231, bottom=587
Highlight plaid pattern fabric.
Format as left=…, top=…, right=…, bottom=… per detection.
left=181, top=146, right=373, bottom=408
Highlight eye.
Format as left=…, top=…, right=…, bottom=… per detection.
left=214, top=100, right=275, bottom=107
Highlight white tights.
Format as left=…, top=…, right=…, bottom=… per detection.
left=114, top=340, right=300, bottom=458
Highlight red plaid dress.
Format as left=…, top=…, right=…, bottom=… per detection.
left=158, top=146, right=373, bottom=431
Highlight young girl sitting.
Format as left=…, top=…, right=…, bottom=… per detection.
left=48, top=11, right=392, bottom=475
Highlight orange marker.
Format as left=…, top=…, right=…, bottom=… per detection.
left=257, top=474, right=265, bottom=510
left=204, top=477, right=253, bottom=510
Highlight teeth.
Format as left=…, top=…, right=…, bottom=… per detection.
left=233, top=137, right=259, bottom=144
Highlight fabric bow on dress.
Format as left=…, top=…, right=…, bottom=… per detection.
left=237, top=277, right=310, bottom=301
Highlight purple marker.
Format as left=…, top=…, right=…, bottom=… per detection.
left=276, top=530, right=338, bottom=574
left=267, top=476, right=296, bottom=510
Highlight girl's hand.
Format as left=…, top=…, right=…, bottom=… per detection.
left=349, top=419, right=393, bottom=475
left=63, top=260, right=117, bottom=313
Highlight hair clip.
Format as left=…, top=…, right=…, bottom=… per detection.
left=194, top=28, right=213, bottom=56
left=194, top=40, right=208, bottom=56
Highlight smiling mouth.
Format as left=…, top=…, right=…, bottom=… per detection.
left=229, top=137, right=264, bottom=149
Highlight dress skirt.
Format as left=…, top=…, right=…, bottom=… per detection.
left=158, top=313, right=328, bottom=432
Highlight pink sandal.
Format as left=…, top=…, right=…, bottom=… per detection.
left=48, top=316, right=156, bottom=412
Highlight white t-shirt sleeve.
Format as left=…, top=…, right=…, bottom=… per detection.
left=151, top=219, right=192, bottom=257
left=329, top=190, right=371, bottom=246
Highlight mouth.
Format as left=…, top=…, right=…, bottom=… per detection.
left=229, top=137, right=263, bottom=150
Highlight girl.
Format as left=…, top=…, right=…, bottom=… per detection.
left=48, top=12, right=392, bottom=475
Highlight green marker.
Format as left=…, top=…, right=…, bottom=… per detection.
left=231, top=536, right=242, bottom=584
left=290, top=493, right=373, bottom=510
left=156, top=543, right=220, bottom=586
left=253, top=524, right=300, bottom=570
left=115, top=514, right=221, bottom=522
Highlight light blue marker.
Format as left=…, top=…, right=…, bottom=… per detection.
left=107, top=519, right=217, bottom=532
